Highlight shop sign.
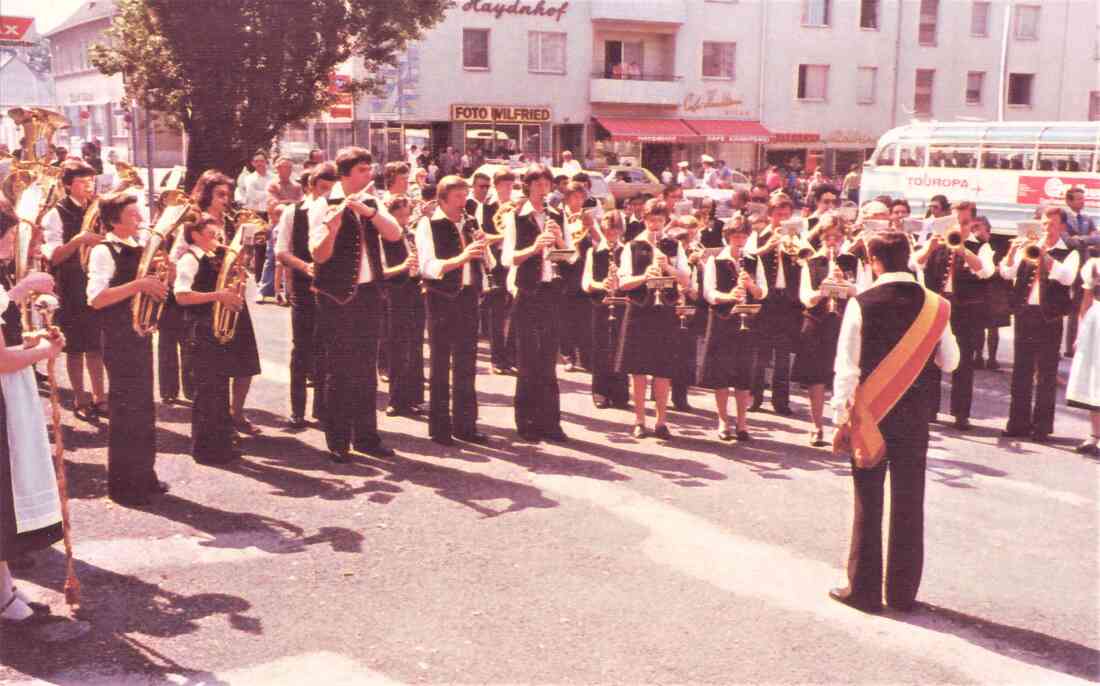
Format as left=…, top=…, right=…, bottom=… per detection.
left=770, top=132, right=821, bottom=144
left=824, top=129, right=877, bottom=146
left=683, top=89, right=743, bottom=113
left=1018, top=175, right=1100, bottom=209
left=461, top=0, right=570, bottom=22
left=325, top=70, right=353, bottom=122
left=0, top=16, right=33, bottom=46
left=450, top=104, right=552, bottom=124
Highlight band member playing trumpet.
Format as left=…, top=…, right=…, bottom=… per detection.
left=615, top=198, right=691, bottom=440
left=1067, top=253, right=1100, bottom=455
left=481, top=169, right=516, bottom=375
left=582, top=210, right=629, bottom=409
left=416, top=176, right=489, bottom=445
left=275, top=163, right=337, bottom=428
left=310, top=147, right=402, bottom=462
left=999, top=207, right=1080, bottom=442
left=910, top=201, right=993, bottom=430
left=86, top=192, right=168, bottom=505
left=174, top=217, right=245, bottom=465
left=502, top=164, right=570, bottom=443
left=381, top=195, right=425, bottom=418
left=42, top=160, right=104, bottom=420
left=794, top=214, right=858, bottom=447
left=698, top=218, right=767, bottom=442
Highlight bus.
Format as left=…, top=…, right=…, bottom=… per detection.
left=860, top=122, right=1100, bottom=234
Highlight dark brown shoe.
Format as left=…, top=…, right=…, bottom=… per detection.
left=828, top=587, right=882, bottom=614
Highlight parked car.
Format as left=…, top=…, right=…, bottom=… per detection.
left=552, top=167, right=614, bottom=210
left=604, top=165, right=663, bottom=203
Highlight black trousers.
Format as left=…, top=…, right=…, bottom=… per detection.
left=846, top=428, right=928, bottom=609
left=1007, top=307, right=1064, bottom=435
left=386, top=283, right=426, bottom=412
left=514, top=283, right=562, bottom=434
left=947, top=304, right=982, bottom=420
left=482, top=288, right=514, bottom=368
left=157, top=299, right=194, bottom=401
left=672, top=329, right=697, bottom=407
left=591, top=303, right=629, bottom=404
left=559, top=292, right=593, bottom=369
left=1066, top=287, right=1084, bottom=354
left=426, top=287, right=479, bottom=438
left=289, top=293, right=323, bottom=421
left=752, top=300, right=799, bottom=409
left=191, top=323, right=236, bottom=464
left=317, top=284, right=384, bottom=453
left=104, top=326, right=158, bottom=499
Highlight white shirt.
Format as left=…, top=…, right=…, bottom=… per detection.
left=1082, top=257, right=1100, bottom=291
left=998, top=238, right=1080, bottom=305
left=502, top=200, right=554, bottom=283
left=908, top=238, right=995, bottom=292
left=618, top=233, right=690, bottom=281
left=832, top=272, right=960, bottom=425
left=0, top=283, right=9, bottom=314
left=40, top=206, right=66, bottom=262
left=703, top=248, right=768, bottom=305
left=416, top=208, right=473, bottom=287
left=238, top=170, right=274, bottom=212
left=746, top=226, right=796, bottom=290
left=86, top=232, right=144, bottom=303
left=273, top=200, right=301, bottom=257
left=308, top=182, right=378, bottom=284
left=173, top=245, right=208, bottom=294
left=676, top=170, right=697, bottom=189
left=702, top=168, right=721, bottom=189
left=561, top=159, right=582, bottom=176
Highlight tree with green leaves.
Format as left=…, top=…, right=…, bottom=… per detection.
left=91, top=0, right=451, bottom=188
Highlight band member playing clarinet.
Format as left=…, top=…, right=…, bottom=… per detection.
left=502, top=165, right=570, bottom=443
left=310, top=147, right=402, bottom=462
left=41, top=160, right=104, bottom=421
left=87, top=192, right=168, bottom=505
left=275, top=163, right=336, bottom=429
left=999, top=206, right=1080, bottom=442
left=582, top=210, right=629, bottom=409
left=615, top=198, right=691, bottom=440
left=416, top=176, right=489, bottom=445
left=381, top=195, right=425, bottom=418
left=794, top=214, right=858, bottom=447
left=698, top=217, right=767, bottom=442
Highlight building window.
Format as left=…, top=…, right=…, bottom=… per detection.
left=1015, top=5, right=1040, bottom=40
left=919, top=0, right=939, bottom=45
left=856, top=67, right=877, bottom=104
left=528, top=31, right=565, bottom=74
left=1007, top=73, right=1034, bottom=106
left=971, top=2, right=991, bottom=36
left=797, top=64, right=829, bottom=101
left=860, top=0, right=879, bottom=29
left=702, top=42, right=736, bottom=79
left=802, top=0, right=831, bottom=27
left=965, top=71, right=985, bottom=104
left=463, top=29, right=490, bottom=70
left=914, top=68, right=935, bottom=116
left=1090, top=92, right=1100, bottom=121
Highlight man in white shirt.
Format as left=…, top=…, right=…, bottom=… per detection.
left=235, top=152, right=273, bottom=216
left=701, top=155, right=720, bottom=189
left=560, top=150, right=582, bottom=176
left=830, top=231, right=959, bottom=614
left=676, top=161, right=697, bottom=189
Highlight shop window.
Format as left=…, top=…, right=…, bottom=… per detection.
left=528, top=32, right=565, bottom=74
left=802, top=0, right=831, bottom=26
left=919, top=0, right=939, bottom=45
left=797, top=64, right=829, bottom=101
left=914, top=69, right=934, bottom=117
left=1007, top=73, right=1034, bottom=106
left=702, top=42, right=735, bottom=79
left=463, top=29, right=490, bottom=70
left=965, top=71, right=984, bottom=105
left=856, top=67, right=876, bottom=104
left=971, top=2, right=991, bottom=36
left=860, top=0, right=879, bottom=29
left=1014, top=5, right=1040, bottom=40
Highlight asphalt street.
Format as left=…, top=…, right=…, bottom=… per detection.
left=1, top=292, right=1097, bottom=685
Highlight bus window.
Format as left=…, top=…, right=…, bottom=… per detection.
left=1036, top=145, right=1094, bottom=175
left=981, top=145, right=1036, bottom=171
left=929, top=145, right=977, bottom=168
left=874, top=144, right=897, bottom=166
left=898, top=144, right=925, bottom=167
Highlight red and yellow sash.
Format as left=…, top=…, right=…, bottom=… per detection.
left=834, top=289, right=951, bottom=468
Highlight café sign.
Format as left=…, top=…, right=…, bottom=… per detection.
left=461, top=0, right=569, bottom=22
left=451, top=104, right=552, bottom=124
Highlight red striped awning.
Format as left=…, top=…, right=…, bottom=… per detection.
left=594, top=117, right=703, bottom=143
left=684, top=119, right=772, bottom=144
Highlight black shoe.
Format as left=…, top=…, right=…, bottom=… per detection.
left=431, top=435, right=455, bottom=447
left=593, top=395, right=609, bottom=409
left=973, top=357, right=986, bottom=370
left=517, top=429, right=542, bottom=443
left=653, top=425, right=672, bottom=440
left=196, top=449, right=242, bottom=466
left=748, top=402, right=762, bottom=413
left=161, top=396, right=178, bottom=406
left=151, top=480, right=170, bottom=495
left=954, top=418, right=972, bottom=431
left=357, top=443, right=396, bottom=457
left=672, top=401, right=691, bottom=412
left=542, top=429, right=570, bottom=443
left=1075, top=439, right=1099, bottom=455
left=455, top=431, right=489, bottom=445
left=329, top=449, right=351, bottom=464
left=828, top=587, right=883, bottom=614
left=772, top=405, right=794, bottom=417
left=491, top=366, right=508, bottom=375
left=110, top=493, right=151, bottom=507
left=736, top=430, right=752, bottom=442
left=287, top=416, right=307, bottom=429
left=408, top=403, right=425, bottom=415
left=1001, top=427, right=1031, bottom=438
left=809, top=429, right=827, bottom=447
left=1030, top=431, right=1052, bottom=444
left=384, top=405, right=400, bottom=417
left=986, top=360, right=1000, bottom=371
left=717, top=428, right=735, bottom=442
left=631, top=424, right=648, bottom=439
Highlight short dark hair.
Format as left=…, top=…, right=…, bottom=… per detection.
left=564, top=181, right=587, bottom=199
left=868, top=232, right=911, bottom=273
left=522, top=164, right=554, bottom=195
left=60, top=159, right=96, bottom=187
left=387, top=195, right=411, bottom=214
left=1043, top=205, right=1068, bottom=226
left=644, top=198, right=668, bottom=218
left=183, top=216, right=218, bottom=245
left=384, top=161, right=410, bottom=190
left=191, top=170, right=234, bottom=211
left=661, top=183, right=682, bottom=198
left=571, top=171, right=590, bottom=185
left=98, top=191, right=138, bottom=228
left=954, top=200, right=977, bottom=215
left=334, top=147, right=373, bottom=177
left=492, top=169, right=515, bottom=185
left=311, top=162, right=338, bottom=184
left=890, top=198, right=911, bottom=213
left=553, top=174, right=568, bottom=184
left=472, top=171, right=491, bottom=186
left=813, top=184, right=840, bottom=204
left=628, top=193, right=646, bottom=205
left=768, top=193, right=794, bottom=214
left=1065, top=186, right=1084, bottom=203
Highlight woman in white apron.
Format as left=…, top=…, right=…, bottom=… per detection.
left=1067, top=255, right=1100, bottom=456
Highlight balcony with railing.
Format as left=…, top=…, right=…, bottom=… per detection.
left=590, top=71, right=683, bottom=106
left=590, top=0, right=686, bottom=25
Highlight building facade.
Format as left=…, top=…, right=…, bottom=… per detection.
left=354, top=0, right=1099, bottom=176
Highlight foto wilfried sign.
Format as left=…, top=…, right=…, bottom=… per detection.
left=451, top=105, right=552, bottom=124
left=461, top=0, right=570, bottom=22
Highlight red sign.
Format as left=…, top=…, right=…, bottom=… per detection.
left=324, top=71, right=354, bottom=122
left=1017, top=175, right=1100, bottom=209
left=770, top=132, right=821, bottom=144
left=0, top=16, right=34, bottom=45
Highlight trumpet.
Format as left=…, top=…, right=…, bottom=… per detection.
left=945, top=227, right=964, bottom=249
left=797, top=245, right=815, bottom=262
left=780, top=234, right=804, bottom=256
left=1023, top=241, right=1044, bottom=264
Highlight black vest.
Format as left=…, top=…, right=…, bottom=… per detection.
left=589, top=244, right=624, bottom=303
left=1010, top=246, right=1074, bottom=320
left=53, top=197, right=89, bottom=307
left=98, top=241, right=143, bottom=333
left=624, top=217, right=646, bottom=242
left=313, top=196, right=384, bottom=304
left=627, top=237, right=679, bottom=306
left=756, top=228, right=801, bottom=304
left=923, top=240, right=987, bottom=305
left=804, top=253, right=858, bottom=319
left=381, top=230, right=417, bottom=287
left=424, top=214, right=482, bottom=297
left=712, top=255, right=759, bottom=317
left=481, top=201, right=507, bottom=288
left=182, top=248, right=223, bottom=320
left=513, top=207, right=563, bottom=291
left=289, top=201, right=314, bottom=298
left=699, top=219, right=724, bottom=249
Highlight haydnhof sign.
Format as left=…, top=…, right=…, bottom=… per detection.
left=451, top=104, right=552, bottom=124
left=461, top=0, right=570, bottom=22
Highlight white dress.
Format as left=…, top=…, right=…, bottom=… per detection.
left=1067, top=258, right=1100, bottom=410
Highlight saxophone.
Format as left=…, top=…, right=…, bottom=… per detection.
left=212, top=219, right=258, bottom=344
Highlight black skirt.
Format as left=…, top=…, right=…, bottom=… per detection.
left=55, top=260, right=101, bottom=353
left=615, top=302, right=680, bottom=379
left=697, top=309, right=756, bottom=390
left=0, top=384, right=63, bottom=559
left=792, top=312, right=842, bottom=386
left=189, top=306, right=261, bottom=379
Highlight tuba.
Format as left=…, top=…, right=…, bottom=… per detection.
left=132, top=197, right=200, bottom=336
left=212, top=218, right=259, bottom=344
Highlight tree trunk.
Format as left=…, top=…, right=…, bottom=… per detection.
left=183, top=117, right=247, bottom=191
